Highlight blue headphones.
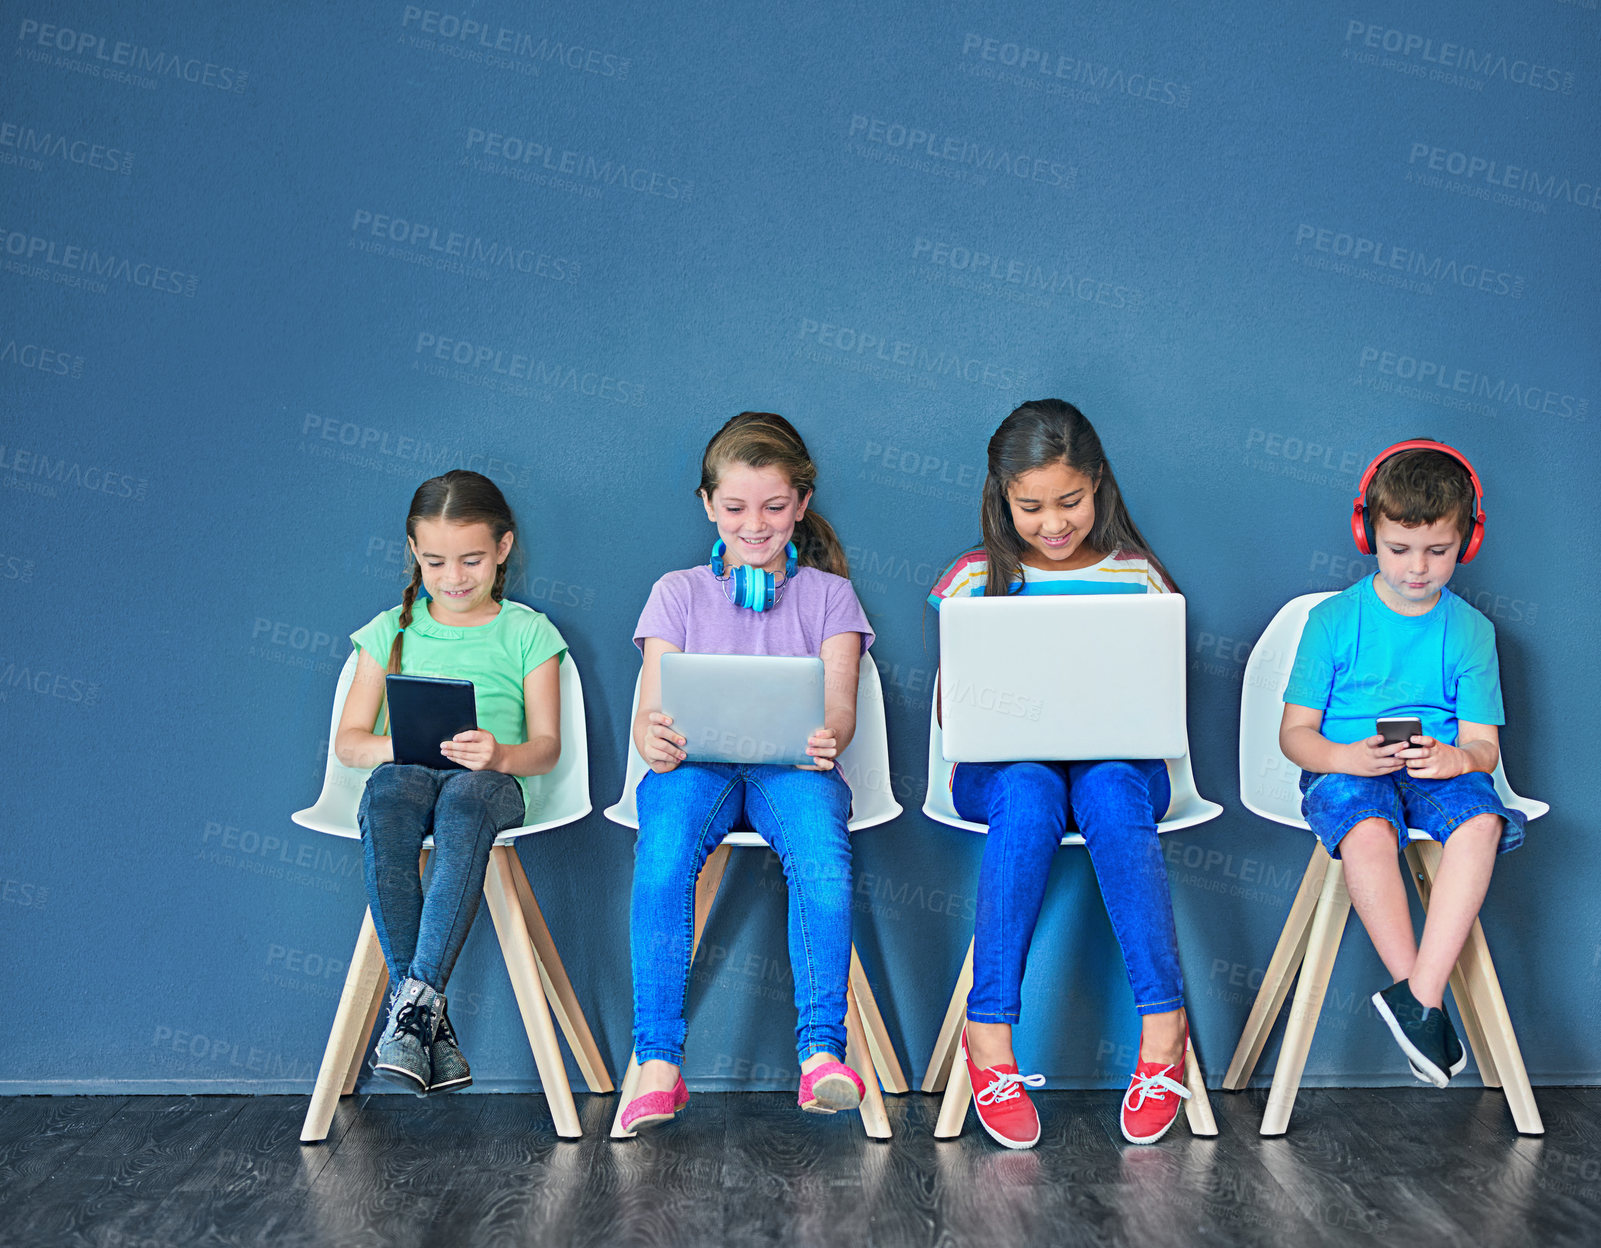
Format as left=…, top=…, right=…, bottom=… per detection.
left=710, top=539, right=798, bottom=612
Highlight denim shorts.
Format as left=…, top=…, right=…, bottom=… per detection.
left=1298, top=768, right=1526, bottom=859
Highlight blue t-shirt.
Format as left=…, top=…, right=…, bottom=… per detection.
left=1282, top=576, right=1503, bottom=746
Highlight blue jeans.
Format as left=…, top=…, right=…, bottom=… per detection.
left=1299, top=769, right=1526, bottom=858
left=952, top=759, right=1182, bottom=1022
left=631, top=762, right=853, bottom=1066
left=359, top=764, right=526, bottom=991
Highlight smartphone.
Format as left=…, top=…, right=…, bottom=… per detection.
left=1376, top=717, right=1423, bottom=747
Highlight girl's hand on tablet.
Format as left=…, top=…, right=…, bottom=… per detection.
left=643, top=712, right=686, bottom=770
left=441, top=729, right=500, bottom=771
left=799, top=727, right=838, bottom=771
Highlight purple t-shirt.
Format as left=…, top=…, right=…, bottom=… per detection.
left=633, top=565, right=874, bottom=656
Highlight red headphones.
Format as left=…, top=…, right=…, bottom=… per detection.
left=1351, top=439, right=1486, bottom=563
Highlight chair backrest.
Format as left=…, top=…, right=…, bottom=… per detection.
left=603, top=652, right=903, bottom=835
left=292, top=649, right=593, bottom=840
left=1238, top=592, right=1549, bottom=830
left=921, top=670, right=1223, bottom=841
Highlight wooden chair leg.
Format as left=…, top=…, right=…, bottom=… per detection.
left=1260, top=858, right=1350, bottom=1136
left=340, top=945, right=388, bottom=1096
left=932, top=1031, right=973, bottom=1139
left=1408, top=841, right=1542, bottom=1135
left=302, top=906, right=389, bottom=1143
left=483, top=847, right=581, bottom=1138
left=849, top=947, right=908, bottom=1094
left=845, top=985, right=892, bottom=1139
left=1223, top=846, right=1329, bottom=1090
left=504, top=850, right=614, bottom=1093
left=611, top=844, right=734, bottom=1139
left=609, top=1055, right=644, bottom=1141
left=1182, top=1035, right=1218, bottom=1136
left=922, top=938, right=975, bottom=1094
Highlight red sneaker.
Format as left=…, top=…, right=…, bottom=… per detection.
left=1119, top=1032, right=1191, bottom=1144
left=962, top=1026, right=1046, bottom=1149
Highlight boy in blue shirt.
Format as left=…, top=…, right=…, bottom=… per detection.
left=1280, top=440, right=1526, bottom=1085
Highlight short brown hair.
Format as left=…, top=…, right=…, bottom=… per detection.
left=1367, top=443, right=1476, bottom=539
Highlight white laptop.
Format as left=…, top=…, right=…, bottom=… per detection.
left=659, top=652, right=826, bottom=766
left=938, top=594, right=1188, bottom=762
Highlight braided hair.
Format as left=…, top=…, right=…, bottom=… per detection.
left=388, top=470, right=517, bottom=673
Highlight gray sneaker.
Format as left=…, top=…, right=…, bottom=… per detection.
left=428, top=1007, right=473, bottom=1094
left=373, top=977, right=443, bottom=1095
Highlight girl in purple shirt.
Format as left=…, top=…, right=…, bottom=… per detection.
left=619, top=412, right=874, bottom=1132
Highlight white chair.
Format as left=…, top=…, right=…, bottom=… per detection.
left=1220, top=593, right=1548, bottom=1135
left=603, top=652, right=910, bottom=1139
left=919, top=685, right=1224, bottom=1139
left=294, top=651, right=612, bottom=1142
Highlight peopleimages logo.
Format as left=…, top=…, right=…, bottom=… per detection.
left=1342, top=19, right=1575, bottom=94
left=462, top=128, right=692, bottom=200
left=1406, top=143, right=1601, bottom=210
left=1358, top=346, right=1587, bottom=421
left=847, top=115, right=1075, bottom=190
left=797, top=317, right=1023, bottom=390
left=0, top=333, right=84, bottom=378
left=958, top=33, right=1191, bottom=108
left=349, top=209, right=580, bottom=282
left=400, top=7, right=629, bottom=78
left=0, top=120, right=133, bottom=174
left=412, top=332, right=647, bottom=405
left=0, top=226, right=199, bottom=297
left=912, top=237, right=1142, bottom=310
left=15, top=18, right=248, bottom=93
left=1293, top=223, right=1524, bottom=299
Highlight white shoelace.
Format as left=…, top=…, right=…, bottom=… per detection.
left=1123, top=1067, right=1191, bottom=1111
left=975, top=1069, right=1046, bottom=1106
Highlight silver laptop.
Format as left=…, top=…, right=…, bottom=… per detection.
left=939, top=594, right=1188, bottom=762
left=659, top=652, right=826, bottom=766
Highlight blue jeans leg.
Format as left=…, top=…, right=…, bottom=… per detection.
left=631, top=763, right=744, bottom=1065
left=1068, top=759, right=1182, bottom=1016
left=360, top=764, right=438, bottom=986
left=952, top=761, right=1070, bottom=1025
left=410, top=769, right=524, bottom=990
left=742, top=767, right=854, bottom=1064
left=359, top=764, right=524, bottom=992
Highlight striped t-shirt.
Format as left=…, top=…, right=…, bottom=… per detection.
left=927, top=546, right=1173, bottom=608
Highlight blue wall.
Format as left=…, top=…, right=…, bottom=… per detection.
left=3, top=1, right=1596, bottom=1094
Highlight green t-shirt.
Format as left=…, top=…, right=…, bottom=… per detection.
left=351, top=598, right=567, bottom=815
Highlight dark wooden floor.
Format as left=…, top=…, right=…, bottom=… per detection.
left=0, top=1087, right=1597, bottom=1247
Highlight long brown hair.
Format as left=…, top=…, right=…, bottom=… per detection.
left=698, top=412, right=850, bottom=577
left=388, top=470, right=517, bottom=673
left=980, top=399, right=1176, bottom=595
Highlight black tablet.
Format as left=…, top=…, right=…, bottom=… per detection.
left=385, top=674, right=477, bottom=771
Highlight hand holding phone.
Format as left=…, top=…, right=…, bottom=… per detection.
left=1376, top=717, right=1423, bottom=747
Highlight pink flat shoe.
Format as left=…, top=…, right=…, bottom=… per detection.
left=798, top=1060, right=865, bottom=1114
left=620, top=1075, right=689, bottom=1133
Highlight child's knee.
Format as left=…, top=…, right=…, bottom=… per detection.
left=993, top=764, right=1069, bottom=832
left=1340, top=817, right=1398, bottom=857
left=1451, top=812, right=1504, bottom=843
